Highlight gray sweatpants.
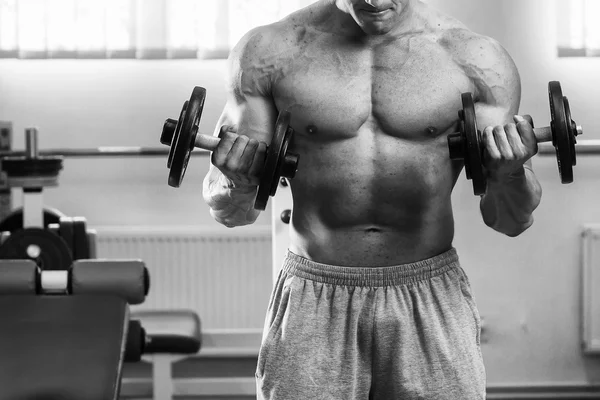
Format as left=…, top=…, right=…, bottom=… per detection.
left=255, top=248, right=485, bottom=399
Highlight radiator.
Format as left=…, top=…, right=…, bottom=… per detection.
left=582, top=224, right=600, bottom=355
left=94, top=225, right=273, bottom=330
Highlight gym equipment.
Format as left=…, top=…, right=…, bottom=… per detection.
left=160, top=86, right=300, bottom=210
left=0, top=124, right=200, bottom=400
left=71, top=259, right=150, bottom=304
left=72, top=217, right=91, bottom=260
left=0, top=259, right=149, bottom=299
left=447, top=81, right=583, bottom=195
left=0, top=128, right=212, bottom=159
left=124, top=319, right=146, bottom=363
left=0, top=259, right=150, bottom=400
left=48, top=219, right=97, bottom=260
left=0, top=121, right=213, bottom=229
left=0, top=128, right=97, bottom=265
left=0, top=227, right=73, bottom=270
left=0, top=206, right=65, bottom=232
left=0, top=215, right=94, bottom=269
left=132, top=310, right=201, bottom=400
left=0, top=147, right=202, bottom=157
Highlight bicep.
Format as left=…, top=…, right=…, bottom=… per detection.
left=471, top=48, right=520, bottom=136
left=216, top=95, right=278, bottom=144
left=213, top=25, right=279, bottom=144
left=455, top=33, right=521, bottom=129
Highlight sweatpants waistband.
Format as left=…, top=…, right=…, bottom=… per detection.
left=282, top=248, right=459, bottom=287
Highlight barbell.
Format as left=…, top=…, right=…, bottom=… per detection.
left=0, top=126, right=212, bottom=188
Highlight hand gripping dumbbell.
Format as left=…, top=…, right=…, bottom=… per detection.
left=160, top=87, right=300, bottom=211
left=447, top=81, right=583, bottom=195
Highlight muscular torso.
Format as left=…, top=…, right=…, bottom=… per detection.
left=259, top=4, right=479, bottom=266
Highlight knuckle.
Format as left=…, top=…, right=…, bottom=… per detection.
left=218, top=125, right=233, bottom=139
left=211, top=150, right=227, bottom=167
left=513, top=149, right=525, bottom=159
left=236, top=135, right=250, bottom=145
left=225, top=158, right=241, bottom=172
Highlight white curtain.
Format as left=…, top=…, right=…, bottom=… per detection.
left=0, top=0, right=316, bottom=59
left=557, top=0, right=600, bottom=57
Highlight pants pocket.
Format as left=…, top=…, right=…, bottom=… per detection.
left=455, top=268, right=482, bottom=346
left=256, top=278, right=293, bottom=379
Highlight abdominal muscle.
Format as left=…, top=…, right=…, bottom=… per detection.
left=287, top=129, right=462, bottom=268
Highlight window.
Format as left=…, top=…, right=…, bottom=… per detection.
left=557, top=0, right=600, bottom=57
left=0, top=0, right=316, bottom=59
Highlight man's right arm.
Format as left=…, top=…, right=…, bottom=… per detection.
left=203, top=26, right=280, bottom=227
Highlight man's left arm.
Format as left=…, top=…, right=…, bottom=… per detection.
left=462, top=35, right=542, bottom=236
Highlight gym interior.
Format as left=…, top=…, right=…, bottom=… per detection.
left=0, top=0, right=599, bottom=399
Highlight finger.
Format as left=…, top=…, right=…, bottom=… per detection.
left=513, top=115, right=538, bottom=154
left=520, top=114, right=534, bottom=127
left=492, top=125, right=514, bottom=159
left=503, top=123, right=526, bottom=159
left=239, top=138, right=260, bottom=174
left=218, top=125, right=237, bottom=138
left=211, top=130, right=237, bottom=168
left=248, top=141, right=268, bottom=179
left=482, top=126, right=501, bottom=160
left=225, top=135, right=250, bottom=173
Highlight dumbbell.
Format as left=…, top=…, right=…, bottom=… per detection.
left=160, top=87, right=300, bottom=211
left=447, top=81, right=583, bottom=195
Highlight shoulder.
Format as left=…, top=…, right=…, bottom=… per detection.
left=228, top=2, right=320, bottom=68
left=225, top=21, right=290, bottom=97
left=441, top=28, right=517, bottom=74
left=226, top=3, right=324, bottom=97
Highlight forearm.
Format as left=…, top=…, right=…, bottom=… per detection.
left=203, top=172, right=260, bottom=228
left=479, top=165, right=542, bottom=236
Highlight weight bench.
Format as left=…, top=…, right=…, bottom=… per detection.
left=131, top=309, right=202, bottom=400
left=0, top=258, right=149, bottom=400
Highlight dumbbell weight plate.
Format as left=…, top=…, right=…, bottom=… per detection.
left=254, top=110, right=295, bottom=211
left=167, top=87, right=206, bottom=188
left=1, top=156, right=63, bottom=179
left=0, top=206, right=65, bottom=232
left=0, top=228, right=73, bottom=270
left=460, top=93, right=486, bottom=196
left=549, top=81, right=575, bottom=184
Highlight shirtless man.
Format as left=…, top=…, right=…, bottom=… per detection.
left=203, top=0, right=542, bottom=398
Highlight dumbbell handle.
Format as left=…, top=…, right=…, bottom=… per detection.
left=194, top=131, right=221, bottom=152
left=533, top=126, right=553, bottom=143
left=162, top=118, right=253, bottom=152
left=532, top=125, right=583, bottom=143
